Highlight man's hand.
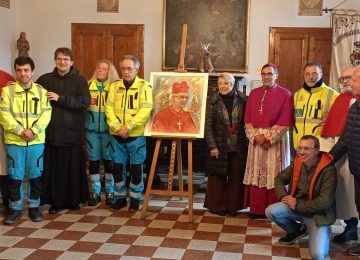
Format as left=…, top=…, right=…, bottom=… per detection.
left=46, top=92, right=60, bottom=102
left=281, top=195, right=297, bottom=210
left=21, top=129, right=35, bottom=142
left=254, top=134, right=266, bottom=144
left=210, top=148, right=220, bottom=159
left=117, top=126, right=129, bottom=139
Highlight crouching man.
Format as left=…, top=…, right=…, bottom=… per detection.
left=265, top=135, right=336, bottom=260
left=0, top=57, right=52, bottom=224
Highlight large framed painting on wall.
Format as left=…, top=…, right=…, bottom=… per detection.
left=0, top=0, right=10, bottom=8
left=144, top=72, right=209, bottom=139
left=162, top=0, right=250, bottom=73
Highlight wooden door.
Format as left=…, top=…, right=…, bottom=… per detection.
left=269, top=27, right=332, bottom=94
left=72, top=23, right=144, bottom=80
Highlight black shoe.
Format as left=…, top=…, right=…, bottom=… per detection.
left=333, top=229, right=358, bottom=243
left=129, top=199, right=140, bottom=211
left=68, top=205, right=80, bottom=210
left=29, top=207, right=44, bottom=222
left=3, top=210, right=22, bottom=225
left=105, top=192, right=116, bottom=206
left=347, top=243, right=360, bottom=256
left=88, top=193, right=101, bottom=206
left=249, top=213, right=267, bottom=219
left=279, top=224, right=308, bottom=245
left=48, top=206, right=60, bottom=214
left=227, top=211, right=239, bottom=217
left=111, top=198, right=127, bottom=210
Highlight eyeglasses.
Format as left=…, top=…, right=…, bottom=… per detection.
left=120, top=67, right=136, bottom=72
left=338, top=76, right=352, bottom=84
left=261, top=72, right=275, bottom=77
left=298, top=146, right=315, bottom=151
left=304, top=73, right=321, bottom=78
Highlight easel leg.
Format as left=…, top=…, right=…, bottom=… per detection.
left=176, top=140, right=183, bottom=200
left=187, top=140, right=193, bottom=222
left=141, top=139, right=162, bottom=219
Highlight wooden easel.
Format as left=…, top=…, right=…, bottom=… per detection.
left=141, top=23, right=194, bottom=222
left=141, top=138, right=193, bottom=222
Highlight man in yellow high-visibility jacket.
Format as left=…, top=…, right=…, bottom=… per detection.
left=105, top=55, right=153, bottom=211
left=293, top=61, right=339, bottom=150
left=0, top=57, right=52, bottom=225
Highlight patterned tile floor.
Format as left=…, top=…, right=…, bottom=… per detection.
left=0, top=174, right=358, bottom=259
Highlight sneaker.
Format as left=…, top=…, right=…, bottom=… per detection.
left=29, top=207, right=44, bottom=222
left=333, top=229, right=358, bottom=243
left=279, top=224, right=308, bottom=245
left=3, top=210, right=22, bottom=225
left=88, top=193, right=101, bottom=206
left=347, top=243, right=360, bottom=256
left=105, top=192, right=116, bottom=206
left=129, top=199, right=140, bottom=211
left=111, top=198, right=127, bottom=210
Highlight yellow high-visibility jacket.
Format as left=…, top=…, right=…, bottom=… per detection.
left=105, top=76, right=153, bottom=137
left=293, top=83, right=339, bottom=149
left=0, top=81, right=52, bottom=146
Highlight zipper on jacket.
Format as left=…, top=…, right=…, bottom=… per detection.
left=25, top=91, right=29, bottom=147
left=303, top=93, right=312, bottom=137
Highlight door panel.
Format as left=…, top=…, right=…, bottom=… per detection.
left=72, top=23, right=144, bottom=80
left=269, top=27, right=332, bottom=94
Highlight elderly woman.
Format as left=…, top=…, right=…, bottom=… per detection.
left=204, top=73, right=248, bottom=216
left=86, top=60, right=119, bottom=207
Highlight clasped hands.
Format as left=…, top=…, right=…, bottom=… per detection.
left=21, top=128, right=35, bottom=142
left=254, top=134, right=271, bottom=150
left=117, top=126, right=129, bottom=139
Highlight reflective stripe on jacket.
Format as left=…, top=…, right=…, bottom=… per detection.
left=0, top=81, right=52, bottom=145
left=105, top=76, right=153, bottom=137
left=85, top=79, right=110, bottom=132
left=293, top=83, right=339, bottom=149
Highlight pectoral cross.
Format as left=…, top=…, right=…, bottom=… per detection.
left=177, top=120, right=182, bottom=130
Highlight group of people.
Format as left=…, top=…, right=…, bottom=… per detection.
left=1, top=48, right=360, bottom=258
left=0, top=48, right=153, bottom=226
left=204, top=62, right=360, bottom=258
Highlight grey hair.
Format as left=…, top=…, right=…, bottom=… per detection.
left=218, top=72, right=235, bottom=87
left=121, top=55, right=140, bottom=69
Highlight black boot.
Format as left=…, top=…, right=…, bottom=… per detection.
left=29, top=207, right=44, bottom=222
left=129, top=199, right=140, bottom=211
left=111, top=198, right=127, bottom=210
left=3, top=210, right=22, bottom=225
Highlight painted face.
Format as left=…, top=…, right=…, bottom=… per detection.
left=304, top=65, right=322, bottom=87
left=218, top=77, right=234, bottom=95
left=261, top=66, right=277, bottom=88
left=15, top=64, right=33, bottom=88
left=96, top=62, right=110, bottom=81
left=120, top=59, right=138, bottom=82
left=298, top=139, right=319, bottom=165
left=350, top=69, right=360, bottom=96
left=172, top=92, right=189, bottom=110
left=55, top=53, right=73, bottom=75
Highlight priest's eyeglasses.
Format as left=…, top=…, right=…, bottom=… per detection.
left=338, top=76, right=352, bottom=84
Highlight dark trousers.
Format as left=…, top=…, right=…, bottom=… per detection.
left=0, top=175, right=10, bottom=208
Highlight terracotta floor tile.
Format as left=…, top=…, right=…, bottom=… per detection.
left=13, top=237, right=49, bottom=248
left=123, top=245, right=157, bottom=257
left=141, top=227, right=170, bottom=237
left=192, top=231, right=220, bottom=241
left=201, top=216, right=225, bottom=224
left=245, top=235, right=273, bottom=245
left=78, top=215, right=106, bottom=223
left=272, top=245, right=302, bottom=258
left=215, top=241, right=244, bottom=253
left=55, top=230, right=87, bottom=240
left=3, top=227, right=37, bottom=237
left=160, top=237, right=191, bottom=248
left=42, top=221, right=73, bottom=230
left=88, top=253, right=122, bottom=260
left=68, top=241, right=103, bottom=253
left=155, top=213, right=181, bottom=221
left=221, top=224, right=247, bottom=234
left=242, top=254, right=272, bottom=260
left=172, top=221, right=199, bottom=230
left=181, top=249, right=214, bottom=260
left=25, top=249, right=63, bottom=260
left=106, top=234, right=138, bottom=244
left=125, top=218, right=152, bottom=227
left=91, top=224, right=121, bottom=233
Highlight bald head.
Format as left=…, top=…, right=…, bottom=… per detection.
left=351, top=67, right=360, bottom=95
left=340, top=66, right=356, bottom=92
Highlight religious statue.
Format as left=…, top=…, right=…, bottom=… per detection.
left=198, top=43, right=214, bottom=73
left=17, top=32, right=30, bottom=57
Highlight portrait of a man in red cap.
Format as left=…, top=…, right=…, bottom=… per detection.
left=151, top=81, right=198, bottom=134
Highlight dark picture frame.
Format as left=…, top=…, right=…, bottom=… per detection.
left=162, top=0, right=250, bottom=73
left=0, top=0, right=10, bottom=9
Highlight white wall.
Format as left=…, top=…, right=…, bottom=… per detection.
left=0, top=0, right=358, bottom=82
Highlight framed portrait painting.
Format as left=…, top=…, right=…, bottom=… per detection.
left=162, top=0, right=250, bottom=73
left=145, top=72, right=209, bottom=139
